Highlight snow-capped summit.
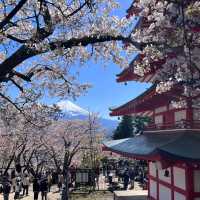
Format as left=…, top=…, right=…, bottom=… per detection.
left=57, top=100, right=89, bottom=116
left=56, top=100, right=118, bottom=137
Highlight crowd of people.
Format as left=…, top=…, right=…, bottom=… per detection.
left=105, top=159, right=148, bottom=191
left=0, top=170, right=55, bottom=200
left=0, top=166, right=101, bottom=200
left=0, top=160, right=147, bottom=199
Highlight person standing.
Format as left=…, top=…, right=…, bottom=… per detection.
left=33, top=177, right=40, bottom=200
left=47, top=173, right=52, bottom=192
left=11, top=177, right=16, bottom=193
left=95, top=167, right=100, bottom=190
left=22, top=174, right=30, bottom=196
left=2, top=177, right=11, bottom=200
left=108, top=171, right=113, bottom=185
left=58, top=174, right=64, bottom=191
left=40, top=177, right=48, bottom=200
left=123, top=170, right=129, bottom=190
left=11, top=170, right=15, bottom=193
left=14, top=177, right=22, bottom=199
left=129, top=168, right=135, bottom=189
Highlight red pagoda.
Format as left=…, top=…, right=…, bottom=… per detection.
left=104, top=61, right=200, bottom=200
left=103, top=1, right=200, bottom=199
left=104, top=63, right=200, bottom=198
left=103, top=33, right=200, bottom=200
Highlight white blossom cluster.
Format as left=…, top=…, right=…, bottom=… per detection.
left=128, top=0, right=200, bottom=99
left=171, top=99, right=187, bottom=109
left=134, top=45, right=164, bottom=76
left=0, top=0, right=137, bottom=101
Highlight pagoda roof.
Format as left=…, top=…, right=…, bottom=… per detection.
left=116, top=54, right=166, bottom=83
left=103, top=130, right=200, bottom=162
left=110, top=84, right=155, bottom=116
left=110, top=85, right=182, bottom=116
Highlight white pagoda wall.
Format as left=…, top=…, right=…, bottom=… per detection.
left=148, top=162, right=187, bottom=200
left=149, top=162, right=200, bottom=200
left=174, top=110, right=186, bottom=122
left=174, top=192, right=186, bottom=200
left=150, top=179, right=157, bottom=199
left=152, top=101, right=192, bottom=129
left=159, top=184, right=171, bottom=200
left=173, top=166, right=186, bottom=190
left=158, top=168, right=171, bottom=184
left=194, top=170, right=200, bottom=192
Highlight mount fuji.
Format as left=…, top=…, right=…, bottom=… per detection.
left=57, top=100, right=118, bottom=137
left=57, top=100, right=89, bottom=116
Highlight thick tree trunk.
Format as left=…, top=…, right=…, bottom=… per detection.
left=61, top=166, right=69, bottom=200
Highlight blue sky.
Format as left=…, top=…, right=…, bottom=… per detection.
left=5, top=0, right=151, bottom=120
left=74, top=61, right=150, bottom=119
left=65, top=0, right=151, bottom=119
left=9, top=0, right=150, bottom=119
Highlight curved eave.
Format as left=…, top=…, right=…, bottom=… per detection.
left=116, top=73, right=141, bottom=83
left=116, top=54, right=141, bottom=83
left=126, top=2, right=134, bottom=14
left=103, top=145, right=160, bottom=161
left=103, top=130, right=200, bottom=162
left=116, top=73, right=156, bottom=83
left=110, top=85, right=183, bottom=117
left=117, top=55, right=166, bottom=83
left=110, top=85, right=156, bottom=116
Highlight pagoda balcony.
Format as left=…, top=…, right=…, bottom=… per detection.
left=145, top=120, right=200, bottom=131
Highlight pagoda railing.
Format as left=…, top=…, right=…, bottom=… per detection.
left=145, top=120, right=200, bottom=131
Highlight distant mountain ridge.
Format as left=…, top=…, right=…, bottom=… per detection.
left=57, top=100, right=118, bottom=137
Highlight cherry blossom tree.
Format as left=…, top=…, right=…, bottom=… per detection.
left=43, top=114, right=103, bottom=200
left=127, top=0, right=200, bottom=105
left=0, top=101, right=60, bottom=176
left=0, top=0, right=143, bottom=104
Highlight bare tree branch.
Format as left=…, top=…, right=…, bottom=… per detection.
left=0, top=93, right=23, bottom=112
left=0, top=0, right=28, bottom=30
left=10, top=79, right=24, bottom=92
left=0, top=34, right=141, bottom=82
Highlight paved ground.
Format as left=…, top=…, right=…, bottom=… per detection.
left=0, top=190, right=112, bottom=200
left=0, top=186, right=60, bottom=200
left=0, top=175, right=145, bottom=200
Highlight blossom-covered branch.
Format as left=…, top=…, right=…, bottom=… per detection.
left=126, top=0, right=200, bottom=99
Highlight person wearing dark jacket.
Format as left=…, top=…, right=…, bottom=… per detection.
left=33, top=178, right=40, bottom=200
left=123, top=170, right=129, bottom=190
left=129, top=168, right=135, bottom=189
left=2, top=179, right=11, bottom=200
left=40, top=178, right=48, bottom=200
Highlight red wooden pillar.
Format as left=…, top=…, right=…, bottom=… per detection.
left=148, top=161, right=150, bottom=198
left=156, top=169, right=159, bottom=200
left=171, top=166, right=174, bottom=200
left=186, top=98, right=193, bottom=128
left=185, top=164, right=194, bottom=200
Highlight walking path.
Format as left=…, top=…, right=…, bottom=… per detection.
left=98, top=174, right=143, bottom=191
left=0, top=186, right=60, bottom=200
left=0, top=175, right=145, bottom=200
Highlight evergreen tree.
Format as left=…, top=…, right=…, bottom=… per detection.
left=112, top=115, right=133, bottom=140
left=112, top=115, right=152, bottom=140
left=132, top=116, right=151, bottom=135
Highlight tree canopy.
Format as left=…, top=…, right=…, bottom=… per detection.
left=112, top=115, right=151, bottom=139
left=132, top=116, right=151, bottom=135
left=0, top=0, right=144, bottom=107
left=112, top=115, right=133, bottom=140
left=128, top=0, right=200, bottom=107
